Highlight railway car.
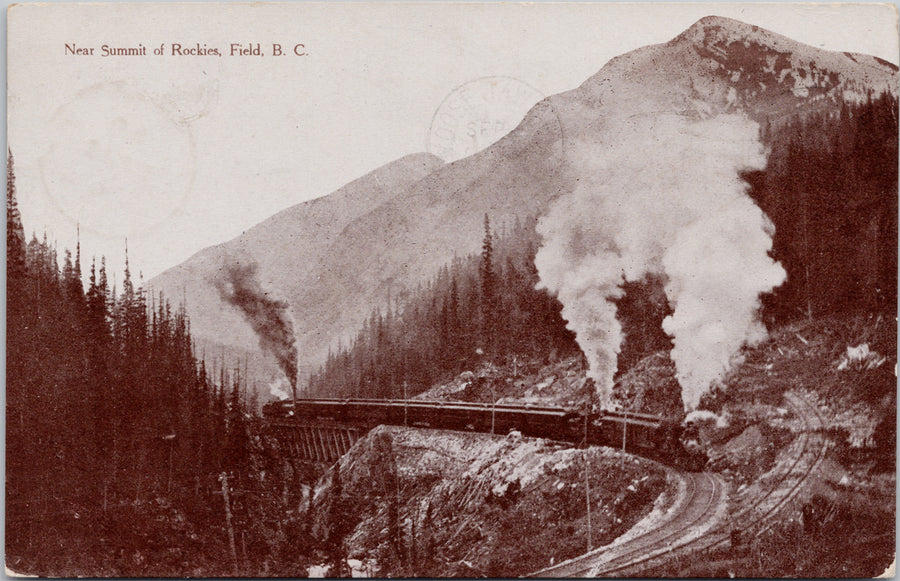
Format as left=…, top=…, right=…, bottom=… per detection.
left=595, top=411, right=663, bottom=456
left=262, top=398, right=707, bottom=470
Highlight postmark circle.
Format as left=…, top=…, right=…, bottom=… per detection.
left=427, top=76, right=551, bottom=163
left=39, top=82, right=197, bottom=241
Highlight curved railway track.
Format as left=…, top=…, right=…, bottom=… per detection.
left=622, top=391, right=829, bottom=576
left=726, top=392, right=827, bottom=538
left=531, top=391, right=828, bottom=577
left=533, top=471, right=726, bottom=577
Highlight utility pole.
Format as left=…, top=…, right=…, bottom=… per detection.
left=585, top=449, right=592, bottom=552
left=218, top=472, right=239, bottom=575
left=403, top=348, right=408, bottom=426
left=584, top=386, right=593, bottom=552
left=491, top=379, right=496, bottom=435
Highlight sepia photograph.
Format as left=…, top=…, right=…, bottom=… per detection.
left=6, top=2, right=898, bottom=577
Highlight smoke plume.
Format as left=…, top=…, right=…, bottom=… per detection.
left=536, top=113, right=786, bottom=411
left=215, top=261, right=298, bottom=396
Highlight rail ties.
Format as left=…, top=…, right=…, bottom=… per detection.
left=529, top=391, right=828, bottom=577
left=740, top=392, right=827, bottom=538
left=532, top=469, right=727, bottom=578
left=591, top=472, right=727, bottom=577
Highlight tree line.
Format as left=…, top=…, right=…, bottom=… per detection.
left=308, top=215, right=582, bottom=398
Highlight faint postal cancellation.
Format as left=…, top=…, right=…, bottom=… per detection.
left=427, top=76, right=562, bottom=163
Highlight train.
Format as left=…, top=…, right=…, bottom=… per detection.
left=262, top=398, right=707, bottom=471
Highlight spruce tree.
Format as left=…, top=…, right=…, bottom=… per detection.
left=479, top=214, right=496, bottom=356
left=7, top=149, right=26, bottom=281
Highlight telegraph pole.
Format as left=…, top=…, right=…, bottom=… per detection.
left=491, top=380, right=496, bottom=435
left=584, top=381, right=593, bottom=552
left=218, top=473, right=239, bottom=575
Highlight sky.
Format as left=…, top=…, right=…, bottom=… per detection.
left=7, top=2, right=898, bottom=283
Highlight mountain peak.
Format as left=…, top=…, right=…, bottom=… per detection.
left=680, top=15, right=762, bottom=39
left=670, top=16, right=818, bottom=53
left=569, top=15, right=898, bottom=124
left=152, top=15, right=897, bottom=385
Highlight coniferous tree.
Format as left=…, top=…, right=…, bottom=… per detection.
left=748, top=91, right=898, bottom=321
left=308, top=216, right=580, bottom=399
left=7, top=149, right=26, bottom=282
left=480, top=214, right=496, bottom=357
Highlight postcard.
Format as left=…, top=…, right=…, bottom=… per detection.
left=7, top=2, right=897, bottom=577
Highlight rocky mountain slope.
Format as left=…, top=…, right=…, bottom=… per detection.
left=149, top=16, right=898, bottom=387
left=305, top=425, right=669, bottom=577
left=569, top=15, right=896, bottom=130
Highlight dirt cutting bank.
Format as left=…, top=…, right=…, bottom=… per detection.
left=305, top=426, right=670, bottom=577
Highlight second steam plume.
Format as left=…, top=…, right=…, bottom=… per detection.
left=536, top=112, right=786, bottom=411
left=215, top=261, right=298, bottom=401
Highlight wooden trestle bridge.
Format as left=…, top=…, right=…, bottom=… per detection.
left=266, top=421, right=367, bottom=463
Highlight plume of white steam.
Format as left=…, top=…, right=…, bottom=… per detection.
left=536, top=112, right=786, bottom=411
left=269, top=377, right=291, bottom=401
left=685, top=409, right=730, bottom=428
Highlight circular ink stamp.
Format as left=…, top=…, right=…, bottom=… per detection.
left=40, top=82, right=199, bottom=241
left=427, top=76, right=553, bottom=162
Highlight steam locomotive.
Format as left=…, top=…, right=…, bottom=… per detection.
left=262, top=398, right=707, bottom=471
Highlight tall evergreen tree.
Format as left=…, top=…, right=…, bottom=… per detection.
left=7, top=149, right=26, bottom=281
left=748, top=91, right=898, bottom=320
left=308, top=215, right=580, bottom=398
left=480, top=214, right=496, bottom=356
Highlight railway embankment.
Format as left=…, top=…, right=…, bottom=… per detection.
left=303, top=425, right=669, bottom=577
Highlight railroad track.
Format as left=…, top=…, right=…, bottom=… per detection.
left=533, top=470, right=726, bottom=577
left=531, top=391, right=828, bottom=577
left=620, top=391, right=829, bottom=576
left=694, top=391, right=828, bottom=543
left=729, top=392, right=827, bottom=538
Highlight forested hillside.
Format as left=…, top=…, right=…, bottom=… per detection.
left=751, top=91, right=897, bottom=319
left=6, top=152, right=263, bottom=575
left=307, top=215, right=677, bottom=399
left=308, top=216, right=581, bottom=398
